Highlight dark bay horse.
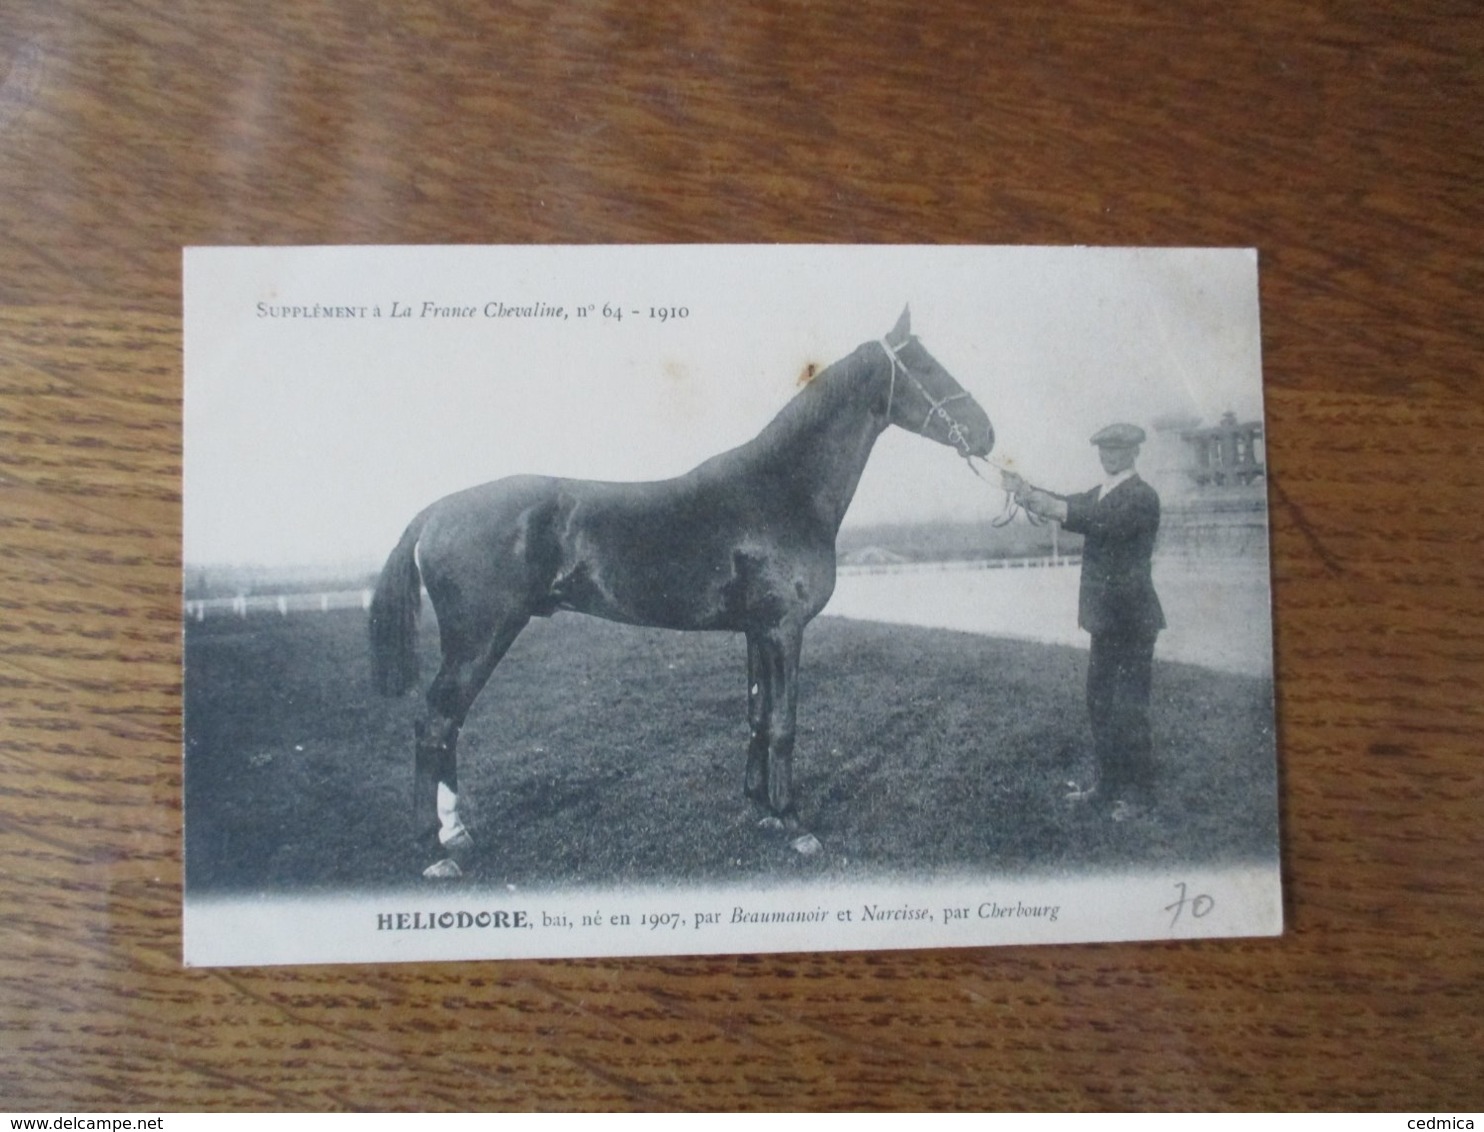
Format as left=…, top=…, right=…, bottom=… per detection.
left=370, top=307, right=994, bottom=877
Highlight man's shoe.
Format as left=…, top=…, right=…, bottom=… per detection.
left=1109, top=799, right=1148, bottom=822
left=1064, top=780, right=1099, bottom=803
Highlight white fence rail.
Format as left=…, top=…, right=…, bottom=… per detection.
left=184, top=588, right=373, bottom=621
left=837, top=555, right=1080, bottom=576
left=185, top=559, right=1085, bottom=621
left=182, top=554, right=1271, bottom=675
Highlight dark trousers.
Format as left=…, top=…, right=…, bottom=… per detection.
left=1086, top=629, right=1158, bottom=798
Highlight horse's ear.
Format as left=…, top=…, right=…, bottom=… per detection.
left=887, top=305, right=911, bottom=344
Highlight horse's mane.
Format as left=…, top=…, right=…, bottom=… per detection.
left=723, top=344, right=876, bottom=468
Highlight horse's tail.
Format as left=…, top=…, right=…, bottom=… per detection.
left=369, top=511, right=430, bottom=697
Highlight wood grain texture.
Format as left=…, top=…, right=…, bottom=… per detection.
left=2, top=0, right=1480, bottom=1112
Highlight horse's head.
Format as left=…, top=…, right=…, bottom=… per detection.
left=878, top=307, right=994, bottom=459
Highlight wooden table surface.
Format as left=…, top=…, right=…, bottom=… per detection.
left=1, top=0, right=1479, bottom=1112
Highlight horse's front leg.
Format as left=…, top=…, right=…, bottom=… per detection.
left=744, top=632, right=770, bottom=805
left=745, top=624, right=818, bottom=854
left=762, top=625, right=801, bottom=824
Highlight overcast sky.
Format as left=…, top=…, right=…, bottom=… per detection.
left=184, top=245, right=1264, bottom=570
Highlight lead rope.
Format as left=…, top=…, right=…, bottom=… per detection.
left=966, top=454, right=1047, bottom=528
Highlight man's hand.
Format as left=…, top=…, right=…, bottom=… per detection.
left=997, top=468, right=1067, bottom=522
left=1018, top=487, right=1052, bottom=514
left=999, top=469, right=1028, bottom=495
left=1019, top=487, right=1066, bottom=521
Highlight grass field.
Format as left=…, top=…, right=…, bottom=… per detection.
left=183, top=608, right=1279, bottom=895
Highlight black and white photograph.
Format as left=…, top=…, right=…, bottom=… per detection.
left=182, top=244, right=1281, bottom=966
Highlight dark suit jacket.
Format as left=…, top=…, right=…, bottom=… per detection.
left=1059, top=475, right=1166, bottom=637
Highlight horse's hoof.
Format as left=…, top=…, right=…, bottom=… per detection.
left=758, top=816, right=786, bottom=831
left=441, top=827, right=474, bottom=852
left=422, top=858, right=463, bottom=879
left=791, top=833, right=822, bottom=856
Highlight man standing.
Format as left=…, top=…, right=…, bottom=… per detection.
left=1005, top=423, right=1165, bottom=820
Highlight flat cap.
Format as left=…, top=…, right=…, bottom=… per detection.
left=1090, top=422, right=1146, bottom=447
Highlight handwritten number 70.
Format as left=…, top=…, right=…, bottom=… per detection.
left=1165, top=881, right=1215, bottom=929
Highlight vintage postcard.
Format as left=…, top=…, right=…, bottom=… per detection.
left=182, top=245, right=1281, bottom=966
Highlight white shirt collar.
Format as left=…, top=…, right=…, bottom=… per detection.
left=1096, top=468, right=1137, bottom=500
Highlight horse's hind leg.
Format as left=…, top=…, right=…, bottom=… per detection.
left=414, top=612, right=529, bottom=877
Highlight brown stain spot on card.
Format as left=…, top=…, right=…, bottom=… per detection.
left=797, top=361, right=820, bottom=386
left=662, top=359, right=704, bottom=422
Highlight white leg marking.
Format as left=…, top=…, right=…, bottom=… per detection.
left=437, top=782, right=472, bottom=850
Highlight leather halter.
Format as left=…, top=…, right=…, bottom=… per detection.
left=878, top=335, right=978, bottom=456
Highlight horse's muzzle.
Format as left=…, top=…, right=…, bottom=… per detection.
left=963, top=415, right=994, bottom=459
